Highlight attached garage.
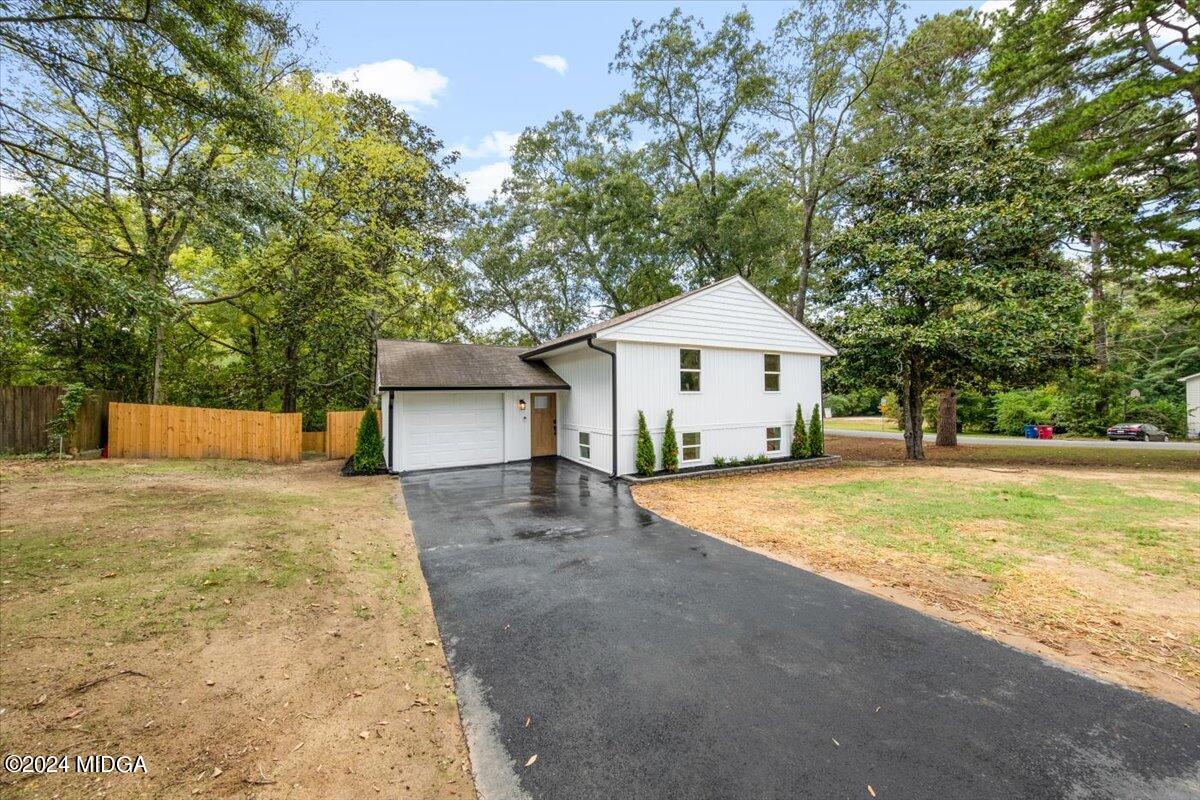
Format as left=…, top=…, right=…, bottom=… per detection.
left=377, top=340, right=569, bottom=473
left=400, top=392, right=504, bottom=471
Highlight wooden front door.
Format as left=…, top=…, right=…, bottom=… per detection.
left=530, top=393, right=557, bottom=457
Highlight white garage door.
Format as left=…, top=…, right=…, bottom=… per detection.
left=401, top=392, right=504, bottom=470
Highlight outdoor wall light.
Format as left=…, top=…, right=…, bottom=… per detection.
left=518, top=399, right=527, bottom=411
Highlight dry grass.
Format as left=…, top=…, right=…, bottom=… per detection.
left=634, top=454, right=1200, bottom=710
left=0, top=458, right=474, bottom=799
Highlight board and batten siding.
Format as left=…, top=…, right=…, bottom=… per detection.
left=605, top=278, right=830, bottom=354
left=543, top=347, right=612, bottom=472
left=614, top=342, right=823, bottom=475
left=1184, top=375, right=1199, bottom=439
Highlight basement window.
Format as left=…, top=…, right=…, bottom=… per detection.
left=681, top=431, right=701, bottom=462
left=766, top=426, right=782, bottom=453
left=764, top=353, right=780, bottom=392
left=579, top=431, right=591, bottom=461
left=680, top=349, right=701, bottom=392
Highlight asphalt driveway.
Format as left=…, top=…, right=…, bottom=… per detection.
left=401, top=458, right=1200, bottom=800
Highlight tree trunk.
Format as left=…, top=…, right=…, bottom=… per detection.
left=901, top=360, right=925, bottom=460
left=1089, top=231, right=1108, bottom=370
left=281, top=340, right=298, bottom=414
left=936, top=388, right=958, bottom=447
left=150, top=318, right=164, bottom=404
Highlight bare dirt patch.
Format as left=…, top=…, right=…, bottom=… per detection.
left=0, top=458, right=475, bottom=799
left=633, top=457, right=1200, bottom=711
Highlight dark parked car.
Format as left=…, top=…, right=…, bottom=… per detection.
left=1107, top=423, right=1170, bottom=442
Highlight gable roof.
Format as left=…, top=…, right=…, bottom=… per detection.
left=377, top=340, right=568, bottom=391
left=520, top=275, right=836, bottom=358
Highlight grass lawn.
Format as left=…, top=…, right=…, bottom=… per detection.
left=634, top=441, right=1200, bottom=710
left=0, top=458, right=474, bottom=799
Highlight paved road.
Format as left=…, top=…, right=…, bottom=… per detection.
left=401, top=459, right=1200, bottom=800
left=827, top=426, right=1200, bottom=451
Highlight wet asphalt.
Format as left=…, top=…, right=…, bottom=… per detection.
left=400, top=457, right=1200, bottom=800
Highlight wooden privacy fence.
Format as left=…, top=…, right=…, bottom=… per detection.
left=301, top=431, right=326, bottom=453
left=1, top=386, right=119, bottom=454
left=108, top=402, right=302, bottom=463
left=324, top=409, right=380, bottom=460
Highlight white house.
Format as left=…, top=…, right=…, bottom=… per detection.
left=1181, top=372, right=1200, bottom=439
left=376, top=275, right=836, bottom=476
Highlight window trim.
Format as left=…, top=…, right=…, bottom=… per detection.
left=681, top=430, right=702, bottom=463
left=679, top=348, right=701, bottom=393
left=766, top=426, right=782, bottom=453
left=764, top=352, right=781, bottom=393
left=578, top=431, right=591, bottom=461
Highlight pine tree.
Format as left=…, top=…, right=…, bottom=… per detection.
left=661, top=409, right=679, bottom=473
left=790, top=403, right=807, bottom=459
left=809, top=404, right=824, bottom=457
left=353, top=409, right=385, bottom=473
left=635, top=410, right=656, bottom=476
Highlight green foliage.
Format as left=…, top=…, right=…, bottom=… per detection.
left=791, top=403, right=808, bottom=459
left=661, top=409, right=679, bottom=473
left=808, top=405, right=824, bottom=457
left=1053, top=369, right=1128, bottom=436
left=994, top=389, right=1057, bottom=436
left=712, top=456, right=729, bottom=468
left=828, top=122, right=1086, bottom=458
left=712, top=454, right=769, bottom=468
left=1126, top=401, right=1187, bottom=439
left=635, top=411, right=656, bottom=476
left=45, top=383, right=89, bottom=453
left=825, top=388, right=884, bottom=418
left=352, top=410, right=384, bottom=474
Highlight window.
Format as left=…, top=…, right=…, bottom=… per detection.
left=533, top=395, right=549, bottom=410
left=766, top=426, right=782, bottom=453
left=680, top=348, right=701, bottom=392
left=579, top=431, right=591, bottom=460
left=764, top=353, right=780, bottom=392
left=681, top=431, right=701, bottom=462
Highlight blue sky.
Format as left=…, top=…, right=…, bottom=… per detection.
left=294, top=1, right=989, bottom=201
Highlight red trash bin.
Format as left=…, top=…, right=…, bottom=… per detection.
left=1036, top=424, right=1053, bottom=439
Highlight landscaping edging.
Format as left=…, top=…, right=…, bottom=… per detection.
left=622, top=454, right=842, bottom=484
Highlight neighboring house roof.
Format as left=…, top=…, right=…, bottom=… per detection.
left=520, top=274, right=837, bottom=359
left=376, top=340, right=569, bottom=391
left=1179, top=372, right=1200, bottom=382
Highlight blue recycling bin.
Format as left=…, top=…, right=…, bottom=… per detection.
left=1023, top=424, right=1038, bottom=438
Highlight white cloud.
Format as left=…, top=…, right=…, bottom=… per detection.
left=0, top=170, right=29, bottom=196
left=456, top=130, right=521, bottom=160
left=978, top=0, right=1013, bottom=16
left=532, top=54, right=568, bottom=75
left=460, top=161, right=512, bottom=203
left=319, top=58, right=448, bottom=111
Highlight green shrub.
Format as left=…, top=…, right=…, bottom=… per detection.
left=1053, top=370, right=1127, bottom=436
left=712, top=456, right=728, bottom=468
left=635, top=411, right=655, bottom=476
left=809, top=404, right=823, bottom=457
left=45, top=382, right=89, bottom=454
left=993, top=388, right=1056, bottom=436
left=878, top=393, right=904, bottom=430
left=1126, top=400, right=1187, bottom=438
left=790, top=403, right=807, bottom=459
left=353, top=409, right=384, bottom=473
left=661, top=409, right=679, bottom=473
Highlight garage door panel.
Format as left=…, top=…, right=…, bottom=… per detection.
left=402, top=393, right=504, bottom=470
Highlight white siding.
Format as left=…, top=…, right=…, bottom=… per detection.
left=1186, top=376, right=1200, bottom=439
left=544, top=347, right=613, bottom=473
left=607, top=278, right=832, bottom=355
left=504, top=390, right=532, bottom=461
left=615, top=341, right=823, bottom=475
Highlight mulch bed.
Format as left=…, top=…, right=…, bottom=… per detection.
left=340, top=457, right=390, bottom=477
left=623, top=454, right=841, bottom=484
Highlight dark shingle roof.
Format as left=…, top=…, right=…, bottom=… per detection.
left=519, top=275, right=740, bottom=359
left=377, top=340, right=569, bottom=390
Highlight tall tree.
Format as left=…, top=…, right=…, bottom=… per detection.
left=0, top=0, right=296, bottom=401
left=989, top=0, right=1199, bottom=368
left=828, top=125, right=1085, bottom=459
left=610, top=9, right=789, bottom=290
left=756, top=0, right=903, bottom=321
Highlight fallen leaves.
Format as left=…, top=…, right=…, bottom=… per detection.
left=524, top=754, right=538, bottom=768
left=868, top=785, right=876, bottom=797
